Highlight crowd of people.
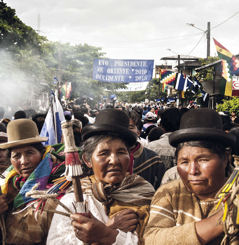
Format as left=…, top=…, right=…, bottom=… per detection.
left=0, top=99, right=238, bottom=244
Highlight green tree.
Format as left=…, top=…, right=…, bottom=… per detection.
left=196, top=56, right=220, bottom=82
left=0, top=1, right=46, bottom=53
left=144, top=78, right=167, bottom=101
left=117, top=90, right=146, bottom=103
left=0, top=2, right=123, bottom=106
left=41, top=42, right=117, bottom=101
left=216, top=97, right=239, bottom=113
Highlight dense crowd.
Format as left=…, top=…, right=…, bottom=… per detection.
left=0, top=99, right=238, bottom=245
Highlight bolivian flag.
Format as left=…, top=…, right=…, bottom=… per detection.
left=213, top=38, right=232, bottom=96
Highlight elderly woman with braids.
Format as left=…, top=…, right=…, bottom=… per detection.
left=47, top=109, right=155, bottom=245
left=0, top=119, right=67, bottom=244
left=144, top=108, right=237, bottom=245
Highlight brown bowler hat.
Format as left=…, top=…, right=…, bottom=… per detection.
left=0, top=119, right=48, bottom=149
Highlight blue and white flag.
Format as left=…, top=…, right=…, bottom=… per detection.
left=40, top=92, right=65, bottom=146
left=175, top=74, right=194, bottom=91
left=175, top=73, right=185, bottom=91
left=199, top=90, right=209, bottom=102
left=186, top=77, right=194, bottom=91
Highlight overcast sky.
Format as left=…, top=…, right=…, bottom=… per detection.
left=4, top=0, right=239, bottom=65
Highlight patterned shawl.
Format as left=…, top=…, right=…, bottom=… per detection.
left=82, top=174, right=155, bottom=244
left=1, top=147, right=65, bottom=209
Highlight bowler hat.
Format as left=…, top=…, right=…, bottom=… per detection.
left=169, top=108, right=236, bottom=147
left=82, top=109, right=137, bottom=147
left=0, top=119, right=48, bottom=149
left=0, top=132, right=8, bottom=143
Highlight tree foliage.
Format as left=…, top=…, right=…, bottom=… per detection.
left=0, top=1, right=225, bottom=108
left=196, top=56, right=220, bottom=82
left=0, top=1, right=46, bottom=53
left=117, top=90, right=146, bottom=103
left=216, top=97, right=239, bottom=113
left=1, top=2, right=122, bottom=108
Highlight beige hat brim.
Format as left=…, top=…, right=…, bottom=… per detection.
left=0, top=136, right=48, bottom=149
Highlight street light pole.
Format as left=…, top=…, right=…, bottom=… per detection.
left=187, top=22, right=211, bottom=58
left=177, top=55, right=181, bottom=73
left=207, top=22, right=211, bottom=58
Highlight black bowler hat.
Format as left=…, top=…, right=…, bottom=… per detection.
left=169, top=108, right=236, bottom=147
left=82, top=108, right=137, bottom=147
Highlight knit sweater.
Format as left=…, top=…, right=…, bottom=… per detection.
left=132, top=143, right=165, bottom=189
left=144, top=179, right=223, bottom=245
left=147, top=133, right=176, bottom=170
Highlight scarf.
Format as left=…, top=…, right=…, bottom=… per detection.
left=1, top=146, right=65, bottom=209
left=82, top=174, right=155, bottom=244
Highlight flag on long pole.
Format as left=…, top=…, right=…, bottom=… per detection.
left=213, top=38, right=232, bottom=96
left=61, top=82, right=72, bottom=100
left=174, top=73, right=194, bottom=91
left=40, top=92, right=65, bottom=146
left=160, top=70, right=177, bottom=86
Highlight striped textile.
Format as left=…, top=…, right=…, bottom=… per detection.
left=144, top=179, right=223, bottom=245
left=1, top=147, right=56, bottom=209
left=13, top=153, right=53, bottom=208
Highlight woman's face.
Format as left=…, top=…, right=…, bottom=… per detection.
left=11, top=146, right=42, bottom=178
left=85, top=138, right=130, bottom=185
left=177, top=146, right=228, bottom=200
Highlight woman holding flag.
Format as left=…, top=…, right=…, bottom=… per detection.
left=47, top=109, right=155, bottom=245
left=0, top=119, right=67, bottom=244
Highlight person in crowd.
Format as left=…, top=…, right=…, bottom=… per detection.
left=142, top=106, right=149, bottom=117
left=115, top=104, right=125, bottom=110
left=144, top=108, right=236, bottom=245
left=90, top=109, right=99, bottom=118
left=73, top=107, right=89, bottom=128
left=80, top=105, right=95, bottom=124
left=0, top=119, right=67, bottom=244
left=147, top=126, right=165, bottom=143
left=0, top=107, right=5, bottom=119
left=47, top=108, right=155, bottom=245
left=156, top=108, right=165, bottom=126
left=141, top=111, right=157, bottom=139
left=0, top=123, right=11, bottom=182
left=105, top=104, right=114, bottom=109
left=0, top=118, right=10, bottom=128
left=13, top=110, right=27, bottom=119
left=147, top=108, right=181, bottom=170
left=219, top=111, right=235, bottom=132
left=132, top=106, right=143, bottom=119
left=32, top=112, right=47, bottom=133
left=126, top=110, right=165, bottom=189
left=230, top=111, right=238, bottom=123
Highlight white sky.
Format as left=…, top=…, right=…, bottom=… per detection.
left=4, top=0, right=239, bottom=66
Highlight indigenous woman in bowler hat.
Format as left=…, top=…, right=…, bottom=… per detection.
left=0, top=119, right=66, bottom=244
left=47, top=108, right=155, bottom=245
left=144, top=108, right=236, bottom=245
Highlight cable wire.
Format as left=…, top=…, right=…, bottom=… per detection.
left=187, top=33, right=205, bottom=55
left=212, top=11, right=239, bottom=29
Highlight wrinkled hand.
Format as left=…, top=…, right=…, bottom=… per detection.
left=0, top=195, right=8, bottom=214
left=106, top=209, right=138, bottom=232
left=71, top=212, right=118, bottom=245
